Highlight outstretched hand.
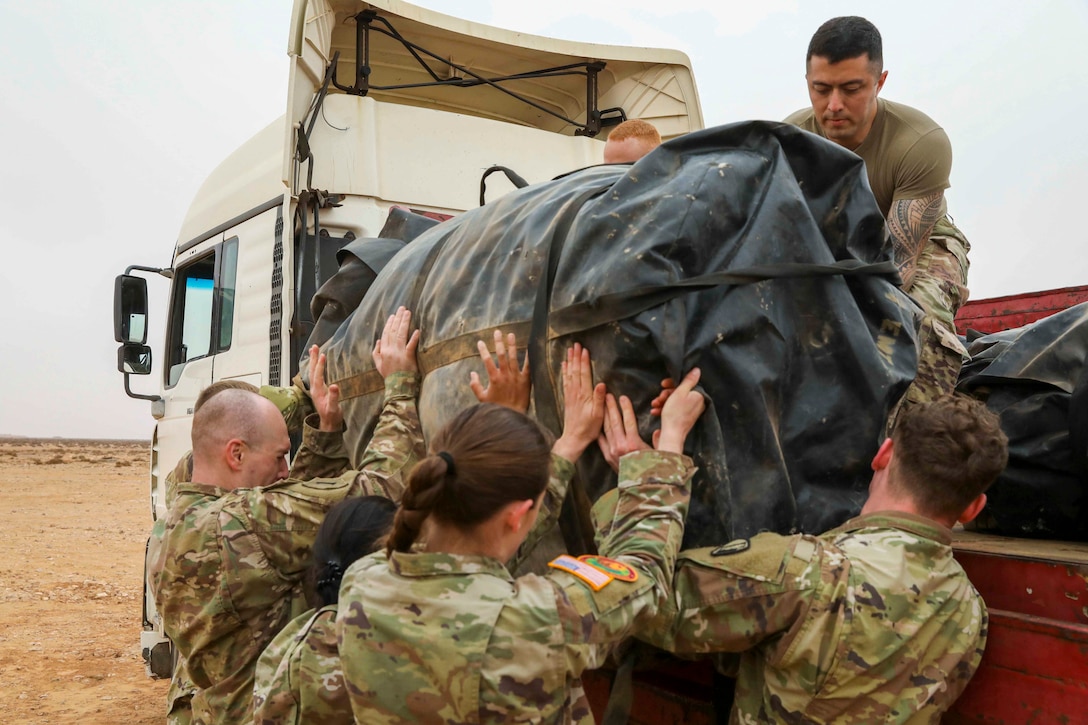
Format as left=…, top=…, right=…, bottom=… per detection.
left=656, top=368, right=705, bottom=454
left=309, top=344, right=343, bottom=432
left=596, top=392, right=652, bottom=472
left=469, top=330, right=531, bottom=412
left=372, top=306, right=420, bottom=378
left=552, top=343, right=606, bottom=463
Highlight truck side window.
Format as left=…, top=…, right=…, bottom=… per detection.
left=218, top=240, right=238, bottom=351
left=165, top=239, right=239, bottom=387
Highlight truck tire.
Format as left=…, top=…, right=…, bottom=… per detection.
left=148, top=640, right=175, bottom=679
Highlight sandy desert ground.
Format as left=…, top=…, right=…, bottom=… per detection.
left=0, top=437, right=169, bottom=722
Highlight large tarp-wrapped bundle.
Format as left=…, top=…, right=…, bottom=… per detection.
left=957, top=303, right=1088, bottom=541
left=320, top=121, right=919, bottom=549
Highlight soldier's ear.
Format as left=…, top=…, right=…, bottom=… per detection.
left=957, top=493, right=988, bottom=525
left=871, top=438, right=894, bottom=471
left=225, top=439, right=246, bottom=472
left=504, top=499, right=535, bottom=534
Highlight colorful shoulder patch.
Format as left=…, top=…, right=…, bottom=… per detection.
left=548, top=554, right=614, bottom=591
left=578, top=555, right=639, bottom=583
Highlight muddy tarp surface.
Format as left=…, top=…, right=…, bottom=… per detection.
left=958, top=303, right=1088, bottom=541
left=319, top=121, right=919, bottom=549
left=303, top=207, right=441, bottom=351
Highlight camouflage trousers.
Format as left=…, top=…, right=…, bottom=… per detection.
left=166, top=657, right=195, bottom=725
left=887, top=216, right=971, bottom=433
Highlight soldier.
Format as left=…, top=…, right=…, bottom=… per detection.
left=337, top=351, right=706, bottom=723
left=150, top=306, right=426, bottom=725
left=603, top=118, right=662, bottom=164
left=251, top=495, right=396, bottom=725
left=252, top=330, right=552, bottom=724
left=637, top=395, right=1009, bottom=723
left=784, top=16, right=971, bottom=424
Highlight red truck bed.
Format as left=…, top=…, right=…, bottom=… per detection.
left=955, top=285, right=1088, bottom=336
left=946, top=286, right=1088, bottom=721
left=948, top=532, right=1088, bottom=722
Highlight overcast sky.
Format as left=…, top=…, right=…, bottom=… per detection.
left=2, top=0, right=1086, bottom=439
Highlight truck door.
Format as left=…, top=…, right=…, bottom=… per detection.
left=154, top=237, right=240, bottom=507
left=207, top=204, right=282, bottom=388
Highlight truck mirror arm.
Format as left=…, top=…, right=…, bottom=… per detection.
left=124, top=372, right=162, bottom=404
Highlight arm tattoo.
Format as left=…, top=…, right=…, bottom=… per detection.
left=887, top=192, right=943, bottom=289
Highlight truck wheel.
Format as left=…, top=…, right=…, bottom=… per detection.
left=148, top=640, right=175, bottom=678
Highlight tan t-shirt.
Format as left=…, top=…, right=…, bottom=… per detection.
left=784, top=98, right=951, bottom=218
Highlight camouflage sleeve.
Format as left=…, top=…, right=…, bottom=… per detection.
left=506, top=453, right=575, bottom=572
left=253, top=607, right=312, bottom=723
left=339, top=371, right=425, bottom=503
left=641, top=533, right=828, bottom=656
left=164, top=451, right=193, bottom=508
left=550, top=450, right=694, bottom=669
left=249, top=372, right=422, bottom=576
left=253, top=605, right=351, bottom=725
left=285, top=414, right=352, bottom=481
left=260, top=375, right=315, bottom=435
left=595, top=450, right=693, bottom=601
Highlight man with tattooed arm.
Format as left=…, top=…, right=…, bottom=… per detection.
left=785, top=16, right=970, bottom=424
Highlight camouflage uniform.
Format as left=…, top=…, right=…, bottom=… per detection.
left=642, top=512, right=987, bottom=724
left=252, top=605, right=349, bottom=725
left=259, top=378, right=316, bottom=436
left=149, top=372, right=423, bottom=725
left=151, top=383, right=350, bottom=725
left=890, top=216, right=971, bottom=429
left=250, top=454, right=578, bottom=724
left=337, top=450, right=695, bottom=724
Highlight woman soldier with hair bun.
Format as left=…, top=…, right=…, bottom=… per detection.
left=252, top=494, right=396, bottom=724
left=338, top=342, right=706, bottom=724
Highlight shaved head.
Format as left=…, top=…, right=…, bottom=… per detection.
left=194, top=379, right=259, bottom=414
left=192, top=389, right=290, bottom=489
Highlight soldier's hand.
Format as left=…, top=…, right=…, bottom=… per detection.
left=553, top=343, right=606, bottom=463
left=372, top=306, right=420, bottom=377
left=597, top=392, right=651, bottom=470
left=657, top=368, right=704, bottom=454
left=650, top=378, right=676, bottom=416
left=469, top=330, right=531, bottom=413
left=309, top=344, right=343, bottom=432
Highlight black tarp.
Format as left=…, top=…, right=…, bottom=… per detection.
left=958, top=303, right=1088, bottom=541
left=318, top=121, right=920, bottom=550
left=303, top=207, right=441, bottom=351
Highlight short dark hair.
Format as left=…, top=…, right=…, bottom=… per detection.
left=807, top=16, right=883, bottom=70
left=891, top=395, right=1009, bottom=520
left=308, top=496, right=397, bottom=607
left=385, top=403, right=551, bottom=556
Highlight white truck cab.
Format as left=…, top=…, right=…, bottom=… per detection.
left=113, top=0, right=702, bottom=677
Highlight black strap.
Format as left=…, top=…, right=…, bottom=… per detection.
left=548, top=259, right=899, bottom=338
left=529, top=185, right=610, bottom=555
left=479, top=165, right=529, bottom=206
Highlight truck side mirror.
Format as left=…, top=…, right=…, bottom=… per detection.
left=118, top=344, right=153, bottom=375
left=115, top=275, right=149, bottom=344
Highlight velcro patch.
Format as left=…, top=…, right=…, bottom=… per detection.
left=711, top=539, right=751, bottom=556
left=549, top=554, right=614, bottom=591
left=579, top=555, right=638, bottom=582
